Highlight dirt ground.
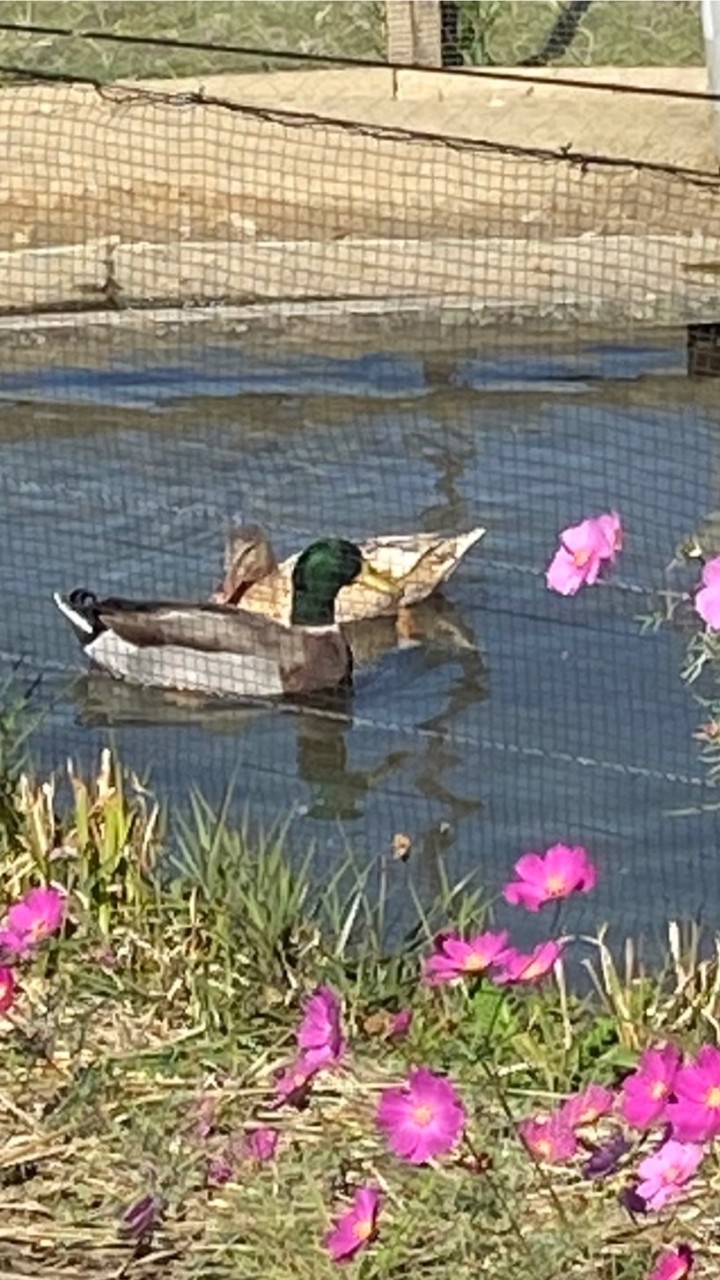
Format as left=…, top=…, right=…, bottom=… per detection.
left=0, top=67, right=719, bottom=252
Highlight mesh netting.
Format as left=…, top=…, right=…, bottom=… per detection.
left=1, top=11, right=720, bottom=953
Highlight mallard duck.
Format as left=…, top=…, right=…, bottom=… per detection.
left=53, top=539, right=395, bottom=700
left=212, top=523, right=485, bottom=625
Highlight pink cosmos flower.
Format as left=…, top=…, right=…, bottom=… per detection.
left=635, top=1138, right=703, bottom=1212
left=694, top=555, right=720, bottom=630
left=243, top=1126, right=279, bottom=1163
left=621, top=1044, right=681, bottom=1130
left=297, top=985, right=346, bottom=1069
left=503, top=843, right=598, bottom=912
left=376, top=1066, right=466, bottom=1164
left=559, top=1083, right=615, bottom=1130
left=667, top=1044, right=720, bottom=1142
left=519, top=1113, right=578, bottom=1164
left=0, top=885, right=66, bottom=958
left=0, top=965, right=16, bottom=1014
left=324, top=1186, right=381, bottom=1264
left=492, top=939, right=564, bottom=985
left=389, top=1009, right=413, bottom=1039
left=274, top=1053, right=320, bottom=1106
left=648, top=1244, right=694, bottom=1280
left=546, top=511, right=623, bottom=596
left=207, top=1152, right=234, bottom=1187
left=422, top=930, right=509, bottom=985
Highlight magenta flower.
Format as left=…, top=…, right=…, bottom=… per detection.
left=559, top=1083, right=615, bottom=1130
left=0, top=965, right=16, bottom=1014
left=422, top=930, right=509, bottom=985
left=695, top=555, right=720, bottom=629
left=635, top=1138, right=703, bottom=1212
left=243, top=1126, right=279, bottom=1162
left=546, top=511, right=622, bottom=596
left=0, top=886, right=66, bottom=958
left=648, top=1244, right=694, bottom=1280
left=273, top=1053, right=320, bottom=1106
left=376, top=1066, right=466, bottom=1164
left=389, top=1009, right=413, bottom=1039
left=297, top=985, right=346, bottom=1069
left=492, top=939, right=563, bottom=985
left=503, top=843, right=598, bottom=912
left=518, top=1113, right=578, bottom=1164
left=119, top=1192, right=166, bottom=1243
left=324, top=1185, right=381, bottom=1264
left=667, top=1044, right=720, bottom=1142
left=207, top=1152, right=234, bottom=1187
left=621, top=1044, right=681, bottom=1130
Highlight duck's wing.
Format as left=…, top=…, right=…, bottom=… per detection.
left=360, top=528, right=486, bottom=581
left=96, top=599, right=291, bottom=656
left=55, top=594, right=350, bottom=698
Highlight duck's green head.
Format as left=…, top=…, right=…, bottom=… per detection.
left=291, top=538, right=396, bottom=626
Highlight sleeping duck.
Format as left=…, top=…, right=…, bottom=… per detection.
left=53, top=538, right=395, bottom=700
left=212, top=523, right=485, bottom=625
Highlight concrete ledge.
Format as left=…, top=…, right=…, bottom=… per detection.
left=2, top=235, right=720, bottom=324
left=0, top=240, right=113, bottom=310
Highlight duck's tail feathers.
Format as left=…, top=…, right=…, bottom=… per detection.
left=53, top=589, right=106, bottom=643
left=456, top=526, right=486, bottom=558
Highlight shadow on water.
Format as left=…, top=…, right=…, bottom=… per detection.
left=72, top=593, right=488, bottom=848
left=2, top=325, right=720, bottom=951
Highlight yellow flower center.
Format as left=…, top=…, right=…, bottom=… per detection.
left=664, top=1163, right=683, bottom=1185
left=412, top=1104, right=434, bottom=1127
left=649, top=1080, right=667, bottom=1100
left=463, top=953, right=486, bottom=972
left=578, top=1107, right=599, bottom=1124
left=353, top=1218, right=373, bottom=1242
left=573, top=548, right=591, bottom=567
left=706, top=1085, right=720, bottom=1109
left=544, top=874, right=567, bottom=896
left=521, top=959, right=544, bottom=980
left=534, top=1137, right=552, bottom=1158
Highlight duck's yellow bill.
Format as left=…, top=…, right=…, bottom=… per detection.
left=358, top=560, right=398, bottom=594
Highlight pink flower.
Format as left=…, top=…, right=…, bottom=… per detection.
left=621, top=1044, right=681, bottom=1130
left=635, top=1138, right=703, bottom=1212
left=0, top=966, right=16, bottom=1014
left=376, top=1066, right=466, bottom=1164
left=0, top=886, right=66, bottom=958
left=243, top=1126, right=279, bottom=1162
left=492, top=939, right=564, bottom=985
left=559, top=1083, right=615, bottom=1129
left=324, top=1185, right=381, bottom=1264
left=274, top=1053, right=320, bottom=1106
left=503, top=843, right=598, bottom=912
left=519, top=1113, right=578, bottom=1163
left=297, top=985, right=346, bottom=1069
left=667, top=1044, right=720, bottom=1142
left=207, top=1153, right=234, bottom=1187
left=695, top=556, right=720, bottom=629
left=648, top=1244, right=694, bottom=1280
left=422, top=930, right=509, bottom=985
left=546, top=511, right=622, bottom=596
left=389, top=1009, right=413, bottom=1039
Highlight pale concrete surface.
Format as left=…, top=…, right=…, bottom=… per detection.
left=2, top=234, right=720, bottom=323
left=0, top=68, right=718, bottom=256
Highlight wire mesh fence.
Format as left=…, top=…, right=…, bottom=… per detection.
left=1, top=12, right=720, bottom=954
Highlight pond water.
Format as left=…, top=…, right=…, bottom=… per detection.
left=0, top=322, right=718, bottom=955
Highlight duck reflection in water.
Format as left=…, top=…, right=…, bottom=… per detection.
left=72, top=590, right=485, bottom=830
